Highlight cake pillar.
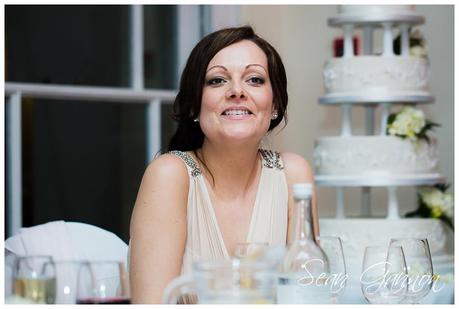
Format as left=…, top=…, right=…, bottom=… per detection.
left=400, top=24, right=410, bottom=56
left=379, top=103, right=391, bottom=135
left=341, top=104, right=352, bottom=136
left=387, top=186, right=400, bottom=219
left=343, top=24, right=354, bottom=58
left=336, top=188, right=345, bottom=219
left=382, top=22, right=394, bottom=56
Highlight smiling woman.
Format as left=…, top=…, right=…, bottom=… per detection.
left=200, top=40, right=274, bottom=145
left=128, top=26, right=319, bottom=304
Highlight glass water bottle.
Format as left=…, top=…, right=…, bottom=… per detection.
left=277, top=183, right=331, bottom=304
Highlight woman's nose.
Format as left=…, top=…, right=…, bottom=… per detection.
left=226, top=82, right=246, bottom=100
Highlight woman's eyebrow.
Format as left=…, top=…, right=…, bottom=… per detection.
left=206, top=65, right=228, bottom=73
left=246, top=64, right=268, bottom=73
left=206, top=64, right=267, bottom=74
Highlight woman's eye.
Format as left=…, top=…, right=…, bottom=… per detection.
left=206, top=78, right=226, bottom=85
left=247, top=77, right=265, bottom=85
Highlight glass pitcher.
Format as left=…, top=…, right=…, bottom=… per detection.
left=162, top=258, right=278, bottom=304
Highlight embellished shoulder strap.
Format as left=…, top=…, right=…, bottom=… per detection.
left=169, top=150, right=202, bottom=177
left=259, top=149, right=284, bottom=170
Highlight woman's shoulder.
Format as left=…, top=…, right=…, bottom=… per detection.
left=279, top=151, right=314, bottom=184
left=144, top=152, right=191, bottom=184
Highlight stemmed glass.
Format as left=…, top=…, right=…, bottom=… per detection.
left=13, top=255, right=56, bottom=304
left=389, top=238, right=433, bottom=304
left=361, top=245, right=408, bottom=304
left=76, top=260, right=130, bottom=304
left=316, top=236, right=347, bottom=303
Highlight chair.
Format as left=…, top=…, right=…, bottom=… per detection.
left=5, top=221, right=128, bottom=266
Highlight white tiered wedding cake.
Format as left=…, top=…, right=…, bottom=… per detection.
left=315, top=5, right=454, bottom=304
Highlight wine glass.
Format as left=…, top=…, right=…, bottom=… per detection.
left=234, top=242, right=269, bottom=260
left=361, top=245, right=408, bottom=304
left=389, top=238, right=433, bottom=304
left=316, top=236, right=347, bottom=303
left=13, top=255, right=56, bottom=304
left=76, top=260, right=130, bottom=304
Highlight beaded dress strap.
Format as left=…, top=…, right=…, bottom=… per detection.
left=169, top=150, right=202, bottom=177
left=259, top=149, right=284, bottom=170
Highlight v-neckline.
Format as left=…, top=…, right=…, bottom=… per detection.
left=194, top=152, right=265, bottom=258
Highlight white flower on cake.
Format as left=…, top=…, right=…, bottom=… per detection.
left=406, top=184, right=454, bottom=230
left=410, top=45, right=428, bottom=59
left=419, top=187, right=454, bottom=219
left=388, top=107, right=425, bottom=141
left=394, top=29, right=429, bottom=59
left=387, top=107, right=438, bottom=143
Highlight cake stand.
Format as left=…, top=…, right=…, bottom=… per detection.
left=315, top=10, right=445, bottom=220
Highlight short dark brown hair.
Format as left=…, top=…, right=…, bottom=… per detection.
left=168, top=26, right=288, bottom=151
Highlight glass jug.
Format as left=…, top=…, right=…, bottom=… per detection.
left=162, top=258, right=279, bottom=304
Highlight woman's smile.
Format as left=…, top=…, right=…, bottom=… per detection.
left=221, top=106, right=254, bottom=120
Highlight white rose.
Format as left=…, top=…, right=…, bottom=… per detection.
left=391, top=112, right=410, bottom=135
left=420, top=187, right=444, bottom=209
left=388, top=107, right=429, bottom=141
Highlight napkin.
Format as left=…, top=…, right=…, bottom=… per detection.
left=18, top=220, right=85, bottom=261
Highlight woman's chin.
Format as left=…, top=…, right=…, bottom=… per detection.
left=203, top=124, right=269, bottom=145
left=219, top=131, right=264, bottom=144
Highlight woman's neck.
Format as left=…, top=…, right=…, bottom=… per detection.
left=198, top=141, right=261, bottom=200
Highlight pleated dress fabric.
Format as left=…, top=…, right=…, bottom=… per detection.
left=169, top=149, right=288, bottom=275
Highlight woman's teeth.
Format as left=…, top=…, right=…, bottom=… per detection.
left=223, top=110, right=250, bottom=116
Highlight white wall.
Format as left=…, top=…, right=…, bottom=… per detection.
left=240, top=5, right=454, bottom=218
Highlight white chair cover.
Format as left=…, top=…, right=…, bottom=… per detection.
left=5, top=221, right=128, bottom=265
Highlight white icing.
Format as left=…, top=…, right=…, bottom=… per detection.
left=314, top=136, right=439, bottom=176
left=323, top=56, right=430, bottom=95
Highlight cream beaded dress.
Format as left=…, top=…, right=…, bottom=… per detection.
left=169, top=149, right=288, bottom=274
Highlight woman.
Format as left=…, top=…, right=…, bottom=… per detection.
left=129, top=26, right=319, bottom=303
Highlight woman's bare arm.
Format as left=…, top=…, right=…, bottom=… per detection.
left=129, top=154, right=189, bottom=303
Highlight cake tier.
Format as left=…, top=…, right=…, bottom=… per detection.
left=323, top=56, right=430, bottom=96
left=314, top=136, right=438, bottom=176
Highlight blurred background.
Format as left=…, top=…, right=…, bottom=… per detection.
left=4, top=5, right=454, bottom=242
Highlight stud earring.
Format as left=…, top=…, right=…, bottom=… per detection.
left=271, top=112, right=278, bottom=120
left=193, top=118, right=199, bottom=123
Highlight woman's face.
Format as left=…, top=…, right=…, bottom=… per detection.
left=199, top=40, right=275, bottom=146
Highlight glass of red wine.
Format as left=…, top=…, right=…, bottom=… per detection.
left=76, top=260, right=130, bottom=304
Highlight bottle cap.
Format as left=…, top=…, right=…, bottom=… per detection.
left=293, top=183, right=313, bottom=198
